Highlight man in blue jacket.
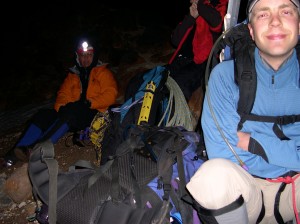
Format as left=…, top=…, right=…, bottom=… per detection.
left=187, top=0, right=300, bottom=223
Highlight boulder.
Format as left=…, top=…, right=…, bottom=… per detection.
left=4, top=163, right=32, bottom=203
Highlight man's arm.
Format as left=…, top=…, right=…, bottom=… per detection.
left=197, top=0, right=222, bottom=27
left=170, top=15, right=195, bottom=47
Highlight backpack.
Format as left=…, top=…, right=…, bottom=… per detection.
left=28, top=125, right=204, bottom=224
left=208, top=22, right=300, bottom=140
left=100, top=65, right=195, bottom=165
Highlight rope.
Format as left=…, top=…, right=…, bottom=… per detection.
left=158, top=76, right=195, bottom=131
left=267, top=174, right=300, bottom=224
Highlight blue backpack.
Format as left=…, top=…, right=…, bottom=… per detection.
left=100, top=65, right=195, bottom=165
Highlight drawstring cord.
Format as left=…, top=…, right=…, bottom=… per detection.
left=267, top=174, right=300, bottom=224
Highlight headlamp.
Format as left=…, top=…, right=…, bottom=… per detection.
left=77, top=41, right=94, bottom=54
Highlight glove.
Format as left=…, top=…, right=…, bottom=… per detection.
left=79, top=94, right=91, bottom=108
left=84, top=100, right=91, bottom=108
left=58, top=101, right=87, bottom=116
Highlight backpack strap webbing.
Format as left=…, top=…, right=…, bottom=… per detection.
left=155, top=127, right=194, bottom=224
left=87, top=134, right=144, bottom=188
left=173, top=135, right=194, bottom=224
left=30, top=140, right=58, bottom=224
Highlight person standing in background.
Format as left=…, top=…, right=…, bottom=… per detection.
left=167, top=0, right=228, bottom=101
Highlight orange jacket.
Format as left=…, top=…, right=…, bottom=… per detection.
left=54, top=64, right=118, bottom=112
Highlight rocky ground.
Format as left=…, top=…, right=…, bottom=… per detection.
left=0, top=131, right=99, bottom=224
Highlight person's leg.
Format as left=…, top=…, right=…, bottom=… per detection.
left=59, top=102, right=97, bottom=131
left=57, top=102, right=98, bottom=147
left=16, top=109, right=58, bottom=147
left=186, top=158, right=263, bottom=224
left=2, top=109, right=58, bottom=166
left=169, top=61, right=206, bottom=101
left=38, top=119, right=69, bottom=144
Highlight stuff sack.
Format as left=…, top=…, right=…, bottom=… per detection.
left=28, top=125, right=204, bottom=224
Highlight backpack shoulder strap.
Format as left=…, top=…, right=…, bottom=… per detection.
left=210, top=23, right=257, bottom=129
left=230, top=23, right=257, bottom=130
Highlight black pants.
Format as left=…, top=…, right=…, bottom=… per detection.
left=32, top=103, right=96, bottom=132
left=166, top=57, right=207, bottom=101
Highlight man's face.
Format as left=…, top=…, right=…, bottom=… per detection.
left=78, top=52, right=93, bottom=68
left=248, top=0, right=300, bottom=62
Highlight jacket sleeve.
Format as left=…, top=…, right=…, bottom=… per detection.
left=87, top=67, right=118, bottom=112
left=207, top=0, right=228, bottom=32
left=197, top=2, right=222, bottom=27
left=170, top=15, right=195, bottom=47
left=54, top=73, right=79, bottom=112
left=201, top=61, right=300, bottom=178
left=249, top=130, right=300, bottom=171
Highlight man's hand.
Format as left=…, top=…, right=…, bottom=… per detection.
left=84, top=100, right=91, bottom=108
left=237, top=131, right=250, bottom=151
left=189, top=0, right=199, bottom=18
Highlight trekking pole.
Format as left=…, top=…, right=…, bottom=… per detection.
left=224, top=0, right=241, bottom=31
left=220, top=0, right=241, bottom=62
left=204, top=2, right=249, bottom=170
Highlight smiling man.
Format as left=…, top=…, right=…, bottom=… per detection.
left=187, top=0, right=300, bottom=223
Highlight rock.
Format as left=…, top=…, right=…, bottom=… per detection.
left=0, top=192, right=13, bottom=207
left=3, top=163, right=33, bottom=203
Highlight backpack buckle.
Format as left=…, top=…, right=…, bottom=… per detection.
left=278, top=115, right=296, bottom=125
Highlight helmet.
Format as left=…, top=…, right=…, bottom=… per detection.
left=76, top=40, right=94, bottom=54
left=74, top=36, right=99, bottom=69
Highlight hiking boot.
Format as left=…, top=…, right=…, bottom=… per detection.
left=0, top=157, right=16, bottom=169
left=14, top=147, right=31, bottom=162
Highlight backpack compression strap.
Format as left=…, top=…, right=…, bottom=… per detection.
left=29, top=140, right=58, bottom=224
left=153, top=127, right=194, bottom=224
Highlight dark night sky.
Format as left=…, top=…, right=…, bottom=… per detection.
left=3, top=0, right=249, bottom=77
left=4, top=0, right=248, bottom=56
left=5, top=0, right=248, bottom=46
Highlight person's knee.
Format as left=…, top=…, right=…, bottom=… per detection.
left=192, top=195, right=248, bottom=224
left=187, top=158, right=263, bottom=223
left=31, top=109, right=58, bottom=131
left=186, top=159, right=242, bottom=208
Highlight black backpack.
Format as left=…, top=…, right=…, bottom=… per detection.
left=208, top=22, right=300, bottom=140
left=28, top=125, right=204, bottom=224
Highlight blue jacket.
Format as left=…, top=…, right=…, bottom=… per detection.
left=201, top=48, right=300, bottom=178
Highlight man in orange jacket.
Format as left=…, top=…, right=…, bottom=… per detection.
left=1, top=37, right=118, bottom=167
